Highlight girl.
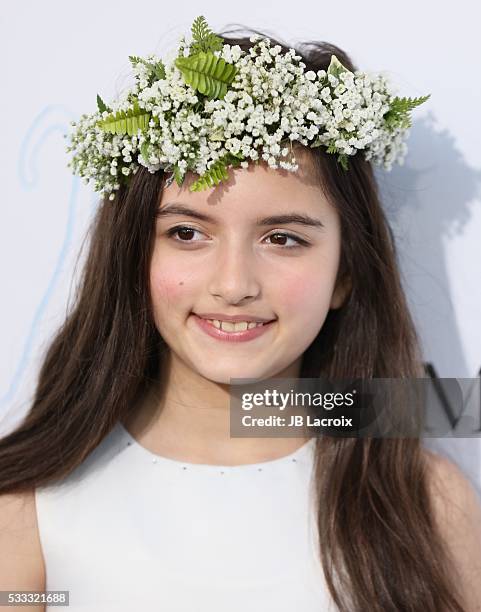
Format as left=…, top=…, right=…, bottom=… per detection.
left=1, top=19, right=481, bottom=612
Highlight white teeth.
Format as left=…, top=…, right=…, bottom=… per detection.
left=207, top=319, right=266, bottom=332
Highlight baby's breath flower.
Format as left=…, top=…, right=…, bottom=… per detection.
left=65, top=16, right=429, bottom=197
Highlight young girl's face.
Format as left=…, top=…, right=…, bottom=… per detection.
left=150, top=159, right=348, bottom=384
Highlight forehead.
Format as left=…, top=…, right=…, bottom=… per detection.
left=158, top=154, right=331, bottom=221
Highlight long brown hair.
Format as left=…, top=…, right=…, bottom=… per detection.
left=0, top=27, right=465, bottom=611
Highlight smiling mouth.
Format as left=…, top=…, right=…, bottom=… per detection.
left=191, top=313, right=277, bottom=341
left=201, top=318, right=273, bottom=332
left=193, top=311, right=276, bottom=327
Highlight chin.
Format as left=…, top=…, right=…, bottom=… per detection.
left=195, top=363, right=278, bottom=385
left=198, top=368, right=253, bottom=385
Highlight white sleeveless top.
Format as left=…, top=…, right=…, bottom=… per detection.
left=35, top=422, right=336, bottom=611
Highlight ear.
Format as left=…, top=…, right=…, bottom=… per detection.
left=329, top=274, right=352, bottom=310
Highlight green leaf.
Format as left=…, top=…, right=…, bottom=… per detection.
left=322, top=142, right=350, bottom=170
left=151, top=61, right=166, bottom=81
left=384, top=94, right=430, bottom=131
left=310, top=137, right=323, bottom=148
left=311, top=141, right=349, bottom=170
left=338, top=154, right=349, bottom=171
left=327, top=55, right=351, bottom=79
left=175, top=51, right=237, bottom=99
left=189, top=152, right=245, bottom=192
left=189, top=15, right=223, bottom=55
left=173, top=164, right=185, bottom=187
left=97, top=100, right=151, bottom=136
left=129, top=55, right=166, bottom=81
left=225, top=151, right=245, bottom=167
left=96, top=94, right=110, bottom=113
left=140, top=140, right=150, bottom=161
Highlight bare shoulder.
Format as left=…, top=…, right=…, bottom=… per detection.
left=0, top=489, right=45, bottom=609
left=422, top=447, right=481, bottom=611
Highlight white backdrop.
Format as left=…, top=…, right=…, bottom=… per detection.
left=2, top=1, right=481, bottom=493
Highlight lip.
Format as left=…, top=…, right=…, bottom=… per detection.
left=194, top=312, right=275, bottom=323
left=191, top=313, right=276, bottom=343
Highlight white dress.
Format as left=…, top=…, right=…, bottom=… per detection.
left=35, top=422, right=336, bottom=611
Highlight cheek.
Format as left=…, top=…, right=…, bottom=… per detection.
left=149, top=252, right=198, bottom=316
left=278, top=275, right=313, bottom=311
left=278, top=261, right=338, bottom=314
left=150, top=269, right=184, bottom=303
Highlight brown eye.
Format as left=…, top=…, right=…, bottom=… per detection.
left=166, top=226, right=204, bottom=242
left=265, top=232, right=309, bottom=248
left=269, top=233, right=289, bottom=246
left=176, top=228, right=195, bottom=241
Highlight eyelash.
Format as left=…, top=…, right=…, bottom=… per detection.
left=165, top=225, right=310, bottom=249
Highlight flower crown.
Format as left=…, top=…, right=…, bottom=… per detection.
left=65, top=15, right=430, bottom=200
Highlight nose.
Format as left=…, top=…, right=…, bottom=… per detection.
left=207, top=240, right=261, bottom=304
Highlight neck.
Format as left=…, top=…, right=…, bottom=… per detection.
left=122, top=351, right=311, bottom=465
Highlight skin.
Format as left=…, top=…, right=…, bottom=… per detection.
left=123, top=155, right=351, bottom=465
left=0, top=158, right=479, bottom=609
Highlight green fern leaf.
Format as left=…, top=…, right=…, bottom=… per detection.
left=192, top=16, right=210, bottom=42
left=175, top=52, right=237, bottom=99
left=313, top=141, right=350, bottom=170
left=151, top=61, right=166, bottom=81
left=96, top=94, right=110, bottom=114
left=190, top=15, right=223, bottom=54
left=129, top=55, right=142, bottom=67
left=97, top=101, right=151, bottom=136
left=173, top=164, right=185, bottom=187
left=140, top=141, right=150, bottom=161
left=189, top=152, right=245, bottom=192
left=310, top=137, right=324, bottom=148
left=338, top=154, right=349, bottom=171
left=227, top=151, right=245, bottom=167
left=129, top=55, right=166, bottom=82
left=189, top=160, right=229, bottom=191
left=384, top=94, right=430, bottom=130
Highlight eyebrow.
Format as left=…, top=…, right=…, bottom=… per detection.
left=156, top=203, right=325, bottom=229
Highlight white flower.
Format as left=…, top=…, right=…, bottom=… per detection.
left=66, top=29, right=421, bottom=198
left=320, top=87, right=332, bottom=102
